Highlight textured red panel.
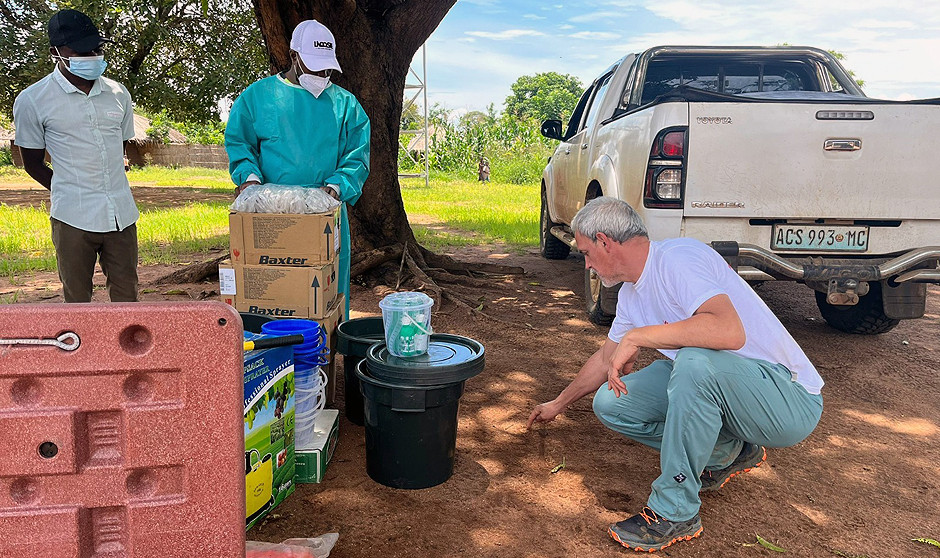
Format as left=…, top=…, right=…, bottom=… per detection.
left=0, top=302, right=245, bottom=557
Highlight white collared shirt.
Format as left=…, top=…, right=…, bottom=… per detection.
left=13, top=67, right=138, bottom=232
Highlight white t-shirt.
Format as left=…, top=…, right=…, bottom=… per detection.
left=608, top=238, right=823, bottom=394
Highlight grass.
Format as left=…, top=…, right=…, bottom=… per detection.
left=401, top=171, right=538, bottom=248
left=0, top=201, right=230, bottom=275
left=0, top=166, right=233, bottom=190
left=126, top=166, right=232, bottom=189
left=0, top=167, right=539, bottom=277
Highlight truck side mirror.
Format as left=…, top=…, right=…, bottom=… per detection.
left=540, top=119, right=564, bottom=141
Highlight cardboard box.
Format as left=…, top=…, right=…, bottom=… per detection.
left=295, top=409, right=339, bottom=483
left=229, top=210, right=341, bottom=266
left=220, top=260, right=337, bottom=319
left=243, top=333, right=295, bottom=530
left=314, top=294, right=344, bottom=405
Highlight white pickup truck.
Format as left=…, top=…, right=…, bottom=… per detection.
left=539, top=46, right=940, bottom=333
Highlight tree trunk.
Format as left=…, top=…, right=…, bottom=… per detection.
left=249, top=1, right=523, bottom=308
left=251, top=0, right=456, bottom=255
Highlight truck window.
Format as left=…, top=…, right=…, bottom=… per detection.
left=563, top=84, right=595, bottom=140
left=640, top=58, right=819, bottom=104
left=583, top=73, right=614, bottom=132
left=617, top=56, right=640, bottom=111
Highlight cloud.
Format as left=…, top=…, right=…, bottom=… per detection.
left=465, top=29, right=546, bottom=40
left=569, top=31, right=621, bottom=40
left=423, top=0, right=940, bottom=111
left=568, top=11, right=622, bottom=23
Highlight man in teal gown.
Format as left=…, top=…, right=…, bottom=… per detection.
left=226, top=19, right=370, bottom=319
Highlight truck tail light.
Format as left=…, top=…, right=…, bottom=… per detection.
left=644, top=127, right=687, bottom=209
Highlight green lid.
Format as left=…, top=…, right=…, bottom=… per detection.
left=365, top=334, right=484, bottom=386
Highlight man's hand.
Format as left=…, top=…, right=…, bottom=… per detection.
left=235, top=180, right=260, bottom=197
left=321, top=185, right=340, bottom=200
left=607, top=339, right=640, bottom=397
left=527, top=400, right=564, bottom=429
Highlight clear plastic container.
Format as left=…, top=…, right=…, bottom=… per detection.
left=295, top=367, right=328, bottom=450
left=378, top=292, right=434, bottom=357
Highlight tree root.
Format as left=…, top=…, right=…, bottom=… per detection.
left=418, top=244, right=524, bottom=276
left=350, top=241, right=533, bottom=329
left=350, top=244, right=403, bottom=279
left=154, top=253, right=227, bottom=285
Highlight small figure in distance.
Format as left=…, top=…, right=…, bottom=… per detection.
left=477, top=156, right=490, bottom=183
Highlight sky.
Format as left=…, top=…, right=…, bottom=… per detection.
left=411, top=0, right=940, bottom=117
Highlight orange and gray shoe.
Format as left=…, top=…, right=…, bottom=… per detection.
left=608, top=506, right=703, bottom=552
left=700, top=442, right=767, bottom=492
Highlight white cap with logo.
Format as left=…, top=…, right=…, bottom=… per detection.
left=290, top=20, right=341, bottom=73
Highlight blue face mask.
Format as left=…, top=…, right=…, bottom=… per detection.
left=54, top=48, right=107, bottom=80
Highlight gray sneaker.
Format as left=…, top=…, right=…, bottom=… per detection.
left=700, top=442, right=766, bottom=492
left=608, top=506, right=703, bottom=552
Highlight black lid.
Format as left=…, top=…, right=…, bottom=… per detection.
left=48, top=9, right=112, bottom=52
left=365, top=334, right=484, bottom=386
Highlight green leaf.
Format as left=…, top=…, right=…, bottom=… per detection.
left=756, top=534, right=786, bottom=552
left=913, top=538, right=940, bottom=549
left=550, top=457, right=566, bottom=474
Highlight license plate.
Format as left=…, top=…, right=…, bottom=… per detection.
left=771, top=225, right=869, bottom=251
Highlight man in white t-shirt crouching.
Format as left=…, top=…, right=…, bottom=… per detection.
left=527, top=196, right=823, bottom=552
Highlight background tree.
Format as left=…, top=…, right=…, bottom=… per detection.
left=828, top=49, right=865, bottom=88
left=252, top=0, right=521, bottom=300
left=0, top=0, right=267, bottom=122
left=504, top=71, right=583, bottom=123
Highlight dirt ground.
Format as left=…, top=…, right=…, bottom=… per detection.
left=2, top=186, right=939, bottom=557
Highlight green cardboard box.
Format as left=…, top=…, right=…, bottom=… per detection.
left=244, top=333, right=295, bottom=530
left=295, top=409, right=339, bottom=483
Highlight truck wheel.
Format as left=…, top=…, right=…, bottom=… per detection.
left=814, top=282, right=900, bottom=334
left=585, top=268, right=619, bottom=326
left=540, top=188, right=571, bottom=260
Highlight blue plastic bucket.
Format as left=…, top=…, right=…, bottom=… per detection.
left=261, top=319, right=328, bottom=378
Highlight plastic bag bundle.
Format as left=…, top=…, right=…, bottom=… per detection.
left=231, top=183, right=341, bottom=214
left=246, top=533, right=339, bottom=558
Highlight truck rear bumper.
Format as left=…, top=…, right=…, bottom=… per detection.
left=711, top=242, right=940, bottom=284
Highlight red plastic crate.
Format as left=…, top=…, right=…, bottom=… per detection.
left=0, top=302, right=245, bottom=557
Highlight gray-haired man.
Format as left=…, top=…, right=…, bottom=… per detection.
left=528, top=197, right=823, bottom=551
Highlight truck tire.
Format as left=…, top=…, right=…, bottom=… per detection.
left=540, top=188, right=571, bottom=260
left=585, top=268, right=619, bottom=326
left=814, top=282, right=900, bottom=335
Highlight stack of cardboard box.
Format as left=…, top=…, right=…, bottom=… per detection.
left=220, top=209, right=344, bottom=405
left=223, top=209, right=344, bottom=484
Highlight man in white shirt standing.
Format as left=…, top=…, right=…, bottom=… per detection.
left=13, top=9, right=138, bottom=303
left=528, top=197, right=824, bottom=552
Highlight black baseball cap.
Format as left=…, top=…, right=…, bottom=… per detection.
left=48, top=9, right=112, bottom=53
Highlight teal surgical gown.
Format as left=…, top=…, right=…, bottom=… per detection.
left=225, top=75, right=371, bottom=319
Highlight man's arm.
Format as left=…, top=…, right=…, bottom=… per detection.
left=20, top=148, right=52, bottom=190
left=224, top=92, right=263, bottom=193
left=323, top=99, right=370, bottom=205
left=606, top=294, right=745, bottom=395
left=527, top=338, right=620, bottom=428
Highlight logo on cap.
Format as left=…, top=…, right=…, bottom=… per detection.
left=313, top=41, right=333, bottom=49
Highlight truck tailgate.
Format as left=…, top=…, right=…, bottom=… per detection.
left=684, top=102, right=940, bottom=220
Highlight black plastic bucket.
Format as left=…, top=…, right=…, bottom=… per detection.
left=355, top=359, right=465, bottom=489
left=336, top=317, right=385, bottom=426
left=240, top=312, right=272, bottom=334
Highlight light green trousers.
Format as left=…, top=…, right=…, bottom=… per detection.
left=593, top=347, right=823, bottom=521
